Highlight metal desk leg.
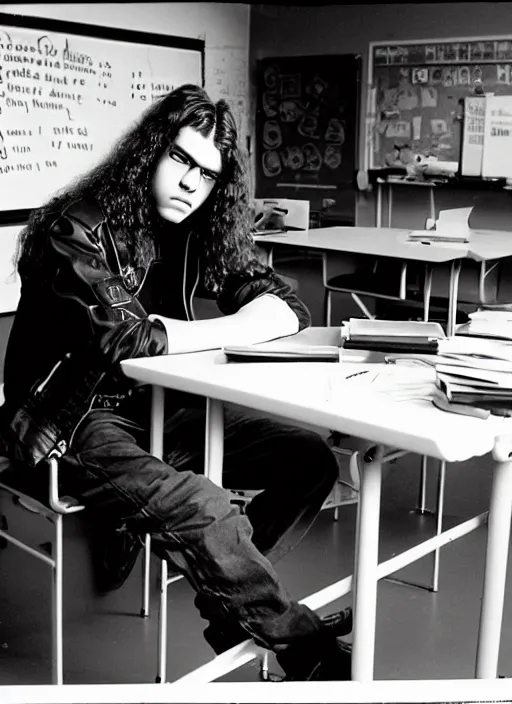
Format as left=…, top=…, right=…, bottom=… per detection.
left=376, top=181, right=383, bottom=228
left=144, top=385, right=167, bottom=620
left=447, top=259, right=462, bottom=337
left=352, top=445, right=384, bottom=682
left=475, top=438, right=512, bottom=678
left=205, top=398, right=224, bottom=487
left=430, top=459, right=446, bottom=593
left=151, top=385, right=165, bottom=460
left=387, top=183, right=393, bottom=228
left=423, top=263, right=432, bottom=323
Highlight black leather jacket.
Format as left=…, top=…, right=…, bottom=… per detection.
left=2, top=199, right=311, bottom=466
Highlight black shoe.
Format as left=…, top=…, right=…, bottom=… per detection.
left=92, top=524, right=143, bottom=593
left=276, top=607, right=353, bottom=681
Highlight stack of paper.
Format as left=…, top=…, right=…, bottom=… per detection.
left=341, top=318, right=446, bottom=354
left=457, top=309, right=512, bottom=341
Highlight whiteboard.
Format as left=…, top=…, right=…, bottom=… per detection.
left=0, top=225, right=21, bottom=314
left=0, top=13, right=204, bottom=214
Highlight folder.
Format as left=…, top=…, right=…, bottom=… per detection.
left=223, top=344, right=340, bottom=363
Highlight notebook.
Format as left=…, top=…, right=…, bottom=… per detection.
left=223, top=344, right=340, bottom=363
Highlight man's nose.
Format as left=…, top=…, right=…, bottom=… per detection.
left=180, top=166, right=201, bottom=192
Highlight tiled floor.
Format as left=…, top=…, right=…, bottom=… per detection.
left=0, top=254, right=511, bottom=685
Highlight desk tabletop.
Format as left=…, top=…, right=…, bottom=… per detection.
left=254, top=226, right=512, bottom=263
left=121, top=328, right=511, bottom=464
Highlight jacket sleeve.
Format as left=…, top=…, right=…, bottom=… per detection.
left=216, top=265, right=311, bottom=331
left=47, top=203, right=167, bottom=361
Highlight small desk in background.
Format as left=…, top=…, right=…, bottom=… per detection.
left=254, top=226, right=512, bottom=335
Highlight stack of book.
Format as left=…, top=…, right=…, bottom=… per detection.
left=341, top=318, right=512, bottom=418
left=384, top=354, right=512, bottom=419
left=340, top=318, right=446, bottom=354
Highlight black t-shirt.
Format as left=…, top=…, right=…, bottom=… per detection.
left=138, top=229, right=196, bottom=321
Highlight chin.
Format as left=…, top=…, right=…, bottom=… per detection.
left=157, top=207, right=189, bottom=224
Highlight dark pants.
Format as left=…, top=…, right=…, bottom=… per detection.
left=60, top=391, right=338, bottom=652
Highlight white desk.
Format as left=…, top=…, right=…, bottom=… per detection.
left=122, top=328, right=512, bottom=684
left=255, top=227, right=512, bottom=336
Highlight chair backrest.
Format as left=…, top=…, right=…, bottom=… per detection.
left=252, top=198, right=310, bottom=232
left=322, top=251, right=363, bottom=285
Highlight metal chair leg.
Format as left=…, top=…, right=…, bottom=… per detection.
left=351, top=293, right=375, bottom=320
left=52, top=514, right=64, bottom=685
left=141, top=533, right=151, bottom=617
left=259, top=652, right=269, bottom=680
left=156, top=558, right=168, bottom=683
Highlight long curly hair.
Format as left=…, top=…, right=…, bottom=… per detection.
left=15, top=84, right=261, bottom=292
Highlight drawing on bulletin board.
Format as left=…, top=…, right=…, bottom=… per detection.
left=367, top=36, right=512, bottom=175
left=255, top=55, right=360, bottom=220
left=0, top=13, right=204, bottom=219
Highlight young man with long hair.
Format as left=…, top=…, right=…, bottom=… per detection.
left=1, top=84, right=352, bottom=680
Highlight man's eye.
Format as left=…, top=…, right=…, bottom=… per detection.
left=169, top=149, right=188, bottom=164
left=201, top=170, right=218, bottom=183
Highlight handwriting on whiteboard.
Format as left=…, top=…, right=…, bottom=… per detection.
left=205, top=46, right=248, bottom=144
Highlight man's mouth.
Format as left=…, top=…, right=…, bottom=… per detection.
left=171, top=197, right=192, bottom=207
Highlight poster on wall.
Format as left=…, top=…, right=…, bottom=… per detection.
left=482, top=94, right=512, bottom=178
left=255, top=54, right=360, bottom=221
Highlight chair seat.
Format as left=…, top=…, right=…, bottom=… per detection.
left=0, top=457, right=84, bottom=515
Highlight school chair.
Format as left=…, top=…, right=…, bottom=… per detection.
left=322, top=252, right=428, bottom=326
left=0, top=381, right=152, bottom=685
left=0, top=454, right=156, bottom=685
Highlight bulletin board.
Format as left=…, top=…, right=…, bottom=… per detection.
left=255, top=54, right=360, bottom=222
left=0, top=12, right=204, bottom=220
left=367, top=36, right=512, bottom=172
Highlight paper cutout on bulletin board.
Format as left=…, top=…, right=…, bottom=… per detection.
left=205, top=46, right=249, bottom=148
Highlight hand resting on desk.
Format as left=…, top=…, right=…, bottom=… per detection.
left=149, top=294, right=300, bottom=355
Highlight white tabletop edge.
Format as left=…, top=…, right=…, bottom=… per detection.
left=254, top=226, right=512, bottom=263
left=121, top=351, right=505, bottom=464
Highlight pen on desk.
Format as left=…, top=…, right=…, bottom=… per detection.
left=345, top=370, right=369, bottom=380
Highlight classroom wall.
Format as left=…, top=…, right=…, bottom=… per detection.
left=0, top=2, right=250, bottom=380
left=250, top=2, right=512, bottom=229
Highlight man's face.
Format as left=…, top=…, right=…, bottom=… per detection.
left=151, top=126, right=222, bottom=224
